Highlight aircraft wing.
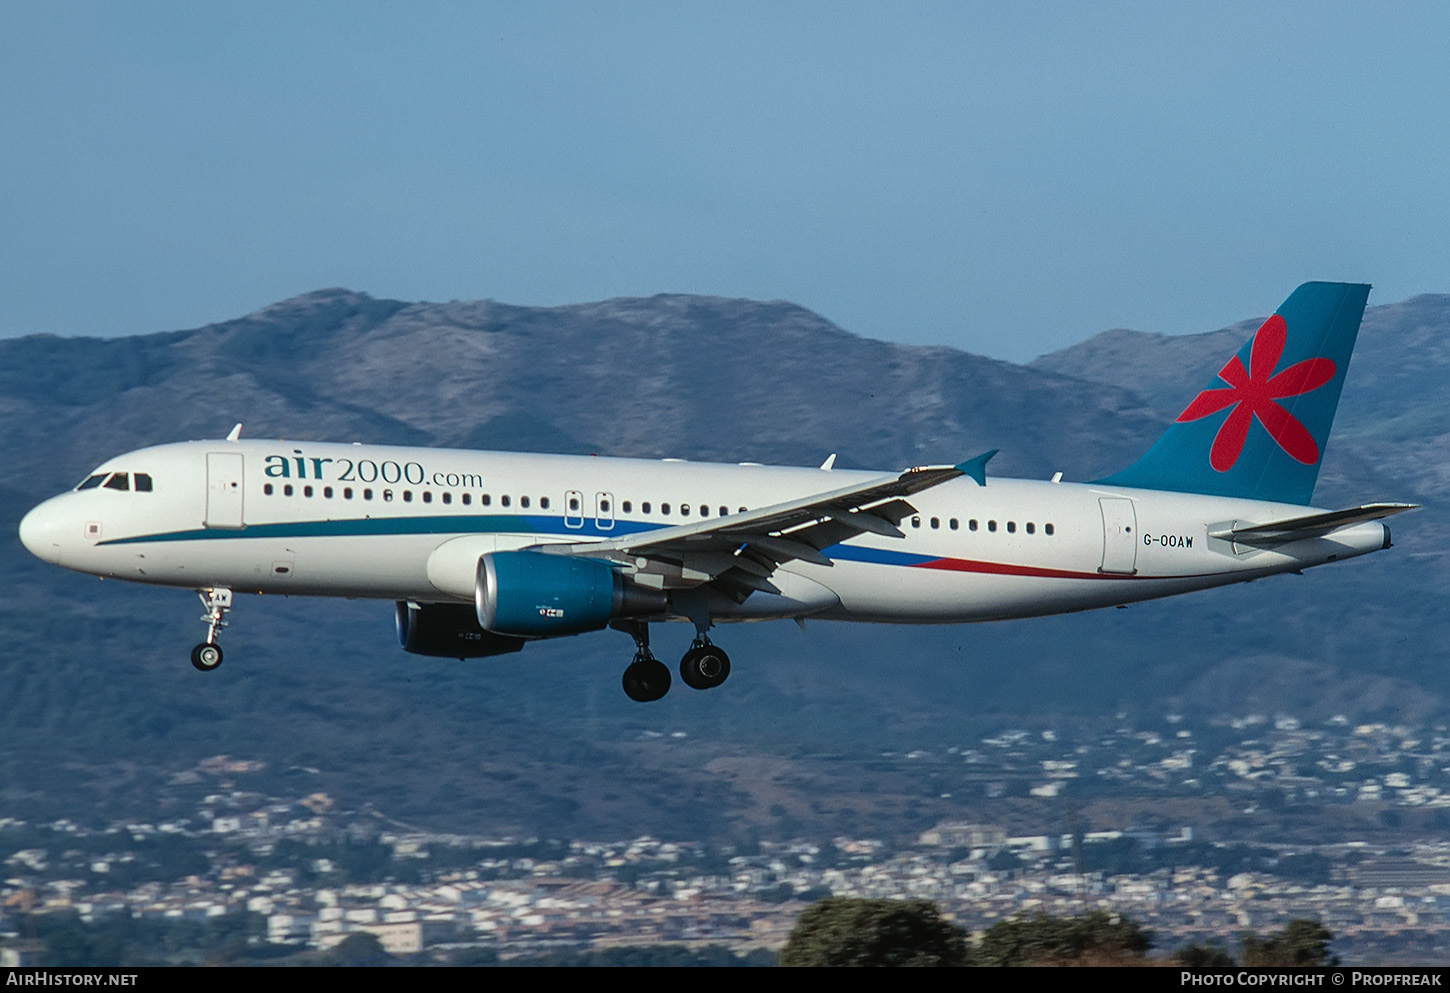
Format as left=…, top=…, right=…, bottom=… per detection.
left=533, top=451, right=997, bottom=598
left=1208, top=502, right=1417, bottom=548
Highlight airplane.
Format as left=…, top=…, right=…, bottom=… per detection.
left=17, top=282, right=1415, bottom=702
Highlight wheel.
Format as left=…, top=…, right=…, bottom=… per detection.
left=622, top=658, right=671, bottom=702
left=680, top=644, right=731, bottom=690
left=190, top=642, right=223, bottom=672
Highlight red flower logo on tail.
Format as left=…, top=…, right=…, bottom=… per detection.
left=1176, top=314, right=1336, bottom=471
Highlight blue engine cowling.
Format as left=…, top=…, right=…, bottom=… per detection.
left=396, top=601, right=527, bottom=659
left=476, top=550, right=667, bottom=637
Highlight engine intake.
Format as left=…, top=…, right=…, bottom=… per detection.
left=477, top=550, right=667, bottom=637
left=396, top=601, right=526, bottom=659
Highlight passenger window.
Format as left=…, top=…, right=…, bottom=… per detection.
left=104, top=473, right=129, bottom=491
left=969, top=519, right=978, bottom=531
left=949, top=518, right=958, bottom=530
left=541, top=496, right=550, bottom=510
left=930, top=517, right=940, bottom=529
left=284, top=484, right=294, bottom=497
left=1007, top=521, right=1016, bottom=533
left=264, top=483, right=274, bottom=496
left=482, top=494, right=491, bottom=506
left=422, top=491, right=432, bottom=503
left=911, top=516, right=921, bottom=529
left=461, top=493, right=471, bottom=506
left=988, top=520, right=997, bottom=532
left=1045, top=523, right=1055, bottom=536
left=363, top=488, right=373, bottom=501
left=134, top=473, right=153, bottom=492
left=323, top=486, right=333, bottom=498
left=680, top=504, right=690, bottom=517
left=520, top=496, right=530, bottom=508
left=661, top=503, right=671, bottom=515
left=403, top=491, right=413, bottom=502
left=622, top=501, right=632, bottom=513
left=442, top=492, right=451, bottom=505
left=642, top=502, right=652, bottom=514
left=383, top=489, right=393, bottom=501
left=501, top=495, right=510, bottom=507
left=719, top=506, right=728, bottom=517
left=1026, top=522, right=1035, bottom=534
left=344, top=487, right=353, bottom=499
left=304, top=485, right=313, bottom=498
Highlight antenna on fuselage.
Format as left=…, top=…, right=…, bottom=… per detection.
left=226, top=423, right=242, bottom=442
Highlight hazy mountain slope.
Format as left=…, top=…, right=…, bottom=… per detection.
left=0, top=290, right=1167, bottom=494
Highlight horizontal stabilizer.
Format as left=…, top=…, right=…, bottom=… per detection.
left=1209, top=503, right=1417, bottom=546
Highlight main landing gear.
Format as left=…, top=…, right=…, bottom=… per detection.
left=618, top=621, right=671, bottom=703
left=615, top=621, right=731, bottom=702
left=680, top=636, right=731, bottom=691
left=190, top=587, right=231, bottom=672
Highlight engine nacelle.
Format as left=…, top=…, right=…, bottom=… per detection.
left=477, top=550, right=667, bottom=637
left=396, top=601, right=526, bottom=659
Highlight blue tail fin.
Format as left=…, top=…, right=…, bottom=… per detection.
left=1096, top=282, right=1370, bottom=505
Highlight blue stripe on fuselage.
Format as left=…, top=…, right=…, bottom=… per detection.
left=98, top=514, right=660, bottom=545
left=99, top=513, right=942, bottom=568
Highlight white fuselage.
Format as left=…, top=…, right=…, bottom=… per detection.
left=18, top=439, right=1391, bottom=627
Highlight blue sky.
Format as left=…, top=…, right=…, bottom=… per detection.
left=3, top=1, right=1446, bottom=361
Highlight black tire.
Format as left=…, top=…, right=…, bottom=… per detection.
left=191, top=642, right=223, bottom=672
left=622, top=658, right=671, bottom=702
left=680, top=645, right=731, bottom=690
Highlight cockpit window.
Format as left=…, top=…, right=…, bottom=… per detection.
left=77, top=471, right=153, bottom=492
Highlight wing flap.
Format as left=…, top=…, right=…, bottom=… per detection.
left=532, top=453, right=997, bottom=586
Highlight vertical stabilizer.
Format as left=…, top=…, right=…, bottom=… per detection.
left=1096, top=282, right=1370, bottom=505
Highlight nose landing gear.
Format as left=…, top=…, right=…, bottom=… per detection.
left=191, top=587, right=231, bottom=672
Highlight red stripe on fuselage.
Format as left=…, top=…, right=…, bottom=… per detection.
left=913, top=557, right=1127, bottom=580
left=911, top=557, right=1220, bottom=581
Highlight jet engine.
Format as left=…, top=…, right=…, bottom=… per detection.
left=476, top=550, right=667, bottom=637
left=395, top=601, right=526, bottom=659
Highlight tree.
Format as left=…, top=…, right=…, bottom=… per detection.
left=780, top=897, right=970, bottom=967
left=1173, top=940, right=1237, bottom=967
left=329, top=932, right=390, bottom=967
left=1240, top=919, right=1338, bottom=967
left=970, top=910, right=1153, bottom=966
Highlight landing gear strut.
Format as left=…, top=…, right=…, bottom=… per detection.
left=617, top=620, right=671, bottom=703
left=680, top=636, right=730, bottom=690
left=191, top=587, right=231, bottom=672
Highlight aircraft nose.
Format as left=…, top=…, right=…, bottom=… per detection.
left=18, top=499, right=64, bottom=564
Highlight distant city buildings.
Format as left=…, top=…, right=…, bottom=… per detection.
left=6, top=712, right=1450, bottom=962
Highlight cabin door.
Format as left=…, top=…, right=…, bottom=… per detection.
left=205, top=452, right=246, bottom=529
left=1098, top=497, right=1138, bottom=574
